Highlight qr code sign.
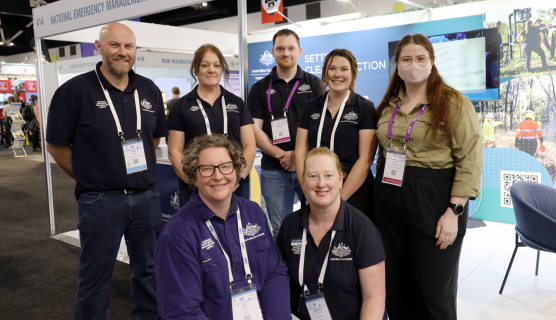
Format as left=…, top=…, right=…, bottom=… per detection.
left=500, top=171, right=541, bottom=208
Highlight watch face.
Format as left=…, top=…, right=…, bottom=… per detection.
left=455, top=205, right=464, bottom=214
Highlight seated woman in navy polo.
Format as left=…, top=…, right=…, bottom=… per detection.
left=155, top=134, right=290, bottom=320
left=278, top=147, right=386, bottom=320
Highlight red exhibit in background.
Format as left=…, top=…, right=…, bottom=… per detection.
left=262, top=1, right=283, bottom=24
left=26, top=80, right=37, bottom=92
left=19, top=92, right=26, bottom=102
left=0, top=80, right=10, bottom=93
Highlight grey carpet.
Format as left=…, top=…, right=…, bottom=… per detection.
left=0, top=146, right=133, bottom=320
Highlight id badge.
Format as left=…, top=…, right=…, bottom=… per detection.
left=231, top=285, right=263, bottom=320
left=271, top=118, right=291, bottom=144
left=382, top=147, right=406, bottom=187
left=122, top=138, right=147, bottom=174
left=304, top=293, right=333, bottom=320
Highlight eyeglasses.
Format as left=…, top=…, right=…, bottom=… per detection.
left=398, top=56, right=431, bottom=68
left=196, top=162, right=235, bottom=177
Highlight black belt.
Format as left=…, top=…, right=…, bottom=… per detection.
left=102, top=185, right=154, bottom=194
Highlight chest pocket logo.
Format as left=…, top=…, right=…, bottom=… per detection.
left=243, top=223, right=264, bottom=241
left=311, top=113, right=321, bottom=120
left=96, top=101, right=108, bottom=109
left=190, top=106, right=200, bottom=112
left=141, top=99, right=154, bottom=113
left=330, top=242, right=353, bottom=261
left=341, top=111, right=358, bottom=124
left=201, top=238, right=215, bottom=251
left=226, top=103, right=240, bottom=113
left=266, top=89, right=276, bottom=95
left=297, top=84, right=311, bottom=93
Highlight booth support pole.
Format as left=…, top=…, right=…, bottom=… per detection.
left=34, top=37, right=56, bottom=236
left=238, top=0, right=248, bottom=100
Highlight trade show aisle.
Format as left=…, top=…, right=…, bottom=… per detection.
left=0, top=148, right=134, bottom=319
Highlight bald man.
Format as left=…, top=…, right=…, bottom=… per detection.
left=46, top=23, right=167, bottom=320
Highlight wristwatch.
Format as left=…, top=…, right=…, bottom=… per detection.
left=238, top=177, right=246, bottom=186
left=448, top=202, right=465, bottom=215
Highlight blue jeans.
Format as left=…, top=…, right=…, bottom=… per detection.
left=75, top=186, right=161, bottom=320
left=260, top=169, right=303, bottom=240
left=178, top=174, right=251, bottom=207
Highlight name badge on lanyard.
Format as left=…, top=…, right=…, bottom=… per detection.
left=196, top=95, right=228, bottom=136
left=382, top=99, right=428, bottom=186
left=95, top=69, right=147, bottom=175
left=268, top=79, right=300, bottom=144
left=298, top=228, right=336, bottom=320
left=205, top=209, right=263, bottom=320
left=316, top=91, right=350, bottom=151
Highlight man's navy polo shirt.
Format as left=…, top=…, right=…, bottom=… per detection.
left=155, top=193, right=291, bottom=320
left=298, top=92, right=377, bottom=171
left=248, top=65, right=322, bottom=170
left=46, top=62, right=168, bottom=191
left=277, top=200, right=386, bottom=320
left=167, top=85, right=253, bottom=149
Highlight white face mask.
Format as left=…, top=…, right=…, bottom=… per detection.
left=398, top=61, right=432, bottom=85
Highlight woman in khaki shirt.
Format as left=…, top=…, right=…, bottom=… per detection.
left=373, top=34, right=482, bottom=320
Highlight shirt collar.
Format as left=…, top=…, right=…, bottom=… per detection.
left=270, top=65, right=304, bottom=82
left=316, top=90, right=357, bottom=107
left=185, top=84, right=230, bottom=101
left=390, top=88, right=429, bottom=111
left=95, top=61, right=138, bottom=92
left=191, top=192, right=240, bottom=222
left=301, top=199, right=346, bottom=231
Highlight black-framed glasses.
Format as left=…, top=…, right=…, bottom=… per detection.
left=196, top=162, right=235, bottom=177
left=398, top=55, right=430, bottom=68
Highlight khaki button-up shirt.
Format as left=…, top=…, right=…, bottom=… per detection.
left=376, top=90, right=482, bottom=200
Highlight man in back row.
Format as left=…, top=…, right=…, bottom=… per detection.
left=47, top=22, right=167, bottom=320
left=248, top=29, right=322, bottom=239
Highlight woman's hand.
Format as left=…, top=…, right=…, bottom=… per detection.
left=435, top=208, right=459, bottom=250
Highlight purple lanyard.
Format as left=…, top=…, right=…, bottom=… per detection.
left=267, top=79, right=300, bottom=118
left=388, top=99, right=429, bottom=143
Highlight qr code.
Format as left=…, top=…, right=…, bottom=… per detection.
left=244, top=316, right=251, bottom=320
left=133, top=159, right=139, bottom=164
left=500, top=171, right=541, bottom=208
left=391, top=170, right=397, bottom=176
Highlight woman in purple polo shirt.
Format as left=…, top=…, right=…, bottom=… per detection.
left=154, top=134, right=290, bottom=320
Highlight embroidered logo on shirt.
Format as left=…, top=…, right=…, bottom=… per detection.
left=259, top=50, right=275, bottom=66
left=297, top=84, right=311, bottom=93
left=331, top=243, right=352, bottom=258
left=342, top=111, right=358, bottom=124
left=190, top=105, right=200, bottom=112
left=266, top=88, right=276, bottom=95
left=226, top=103, right=239, bottom=113
left=244, top=223, right=265, bottom=241
left=291, top=239, right=302, bottom=255
left=311, top=113, right=321, bottom=120
left=170, top=191, right=180, bottom=211
left=201, top=238, right=215, bottom=250
left=141, top=99, right=152, bottom=110
left=96, top=101, right=108, bottom=109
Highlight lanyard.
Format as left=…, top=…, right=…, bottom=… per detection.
left=205, top=208, right=254, bottom=290
left=95, top=69, right=141, bottom=141
left=196, top=96, right=228, bottom=136
left=299, top=228, right=337, bottom=295
left=267, top=79, right=300, bottom=120
left=316, top=91, right=350, bottom=151
left=388, top=99, right=428, bottom=144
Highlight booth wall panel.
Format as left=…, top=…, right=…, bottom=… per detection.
left=136, top=67, right=170, bottom=81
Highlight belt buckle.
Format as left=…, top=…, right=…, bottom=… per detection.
left=124, top=189, right=135, bottom=194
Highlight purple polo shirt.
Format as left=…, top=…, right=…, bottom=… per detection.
left=155, top=192, right=291, bottom=320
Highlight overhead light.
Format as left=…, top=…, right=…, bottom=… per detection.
left=397, top=0, right=426, bottom=9
left=1, top=60, right=5, bottom=64
left=0, top=42, right=3, bottom=45
left=9, top=42, right=13, bottom=46
left=202, top=2, right=207, bottom=6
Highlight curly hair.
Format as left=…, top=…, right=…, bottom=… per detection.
left=303, top=147, right=344, bottom=180
left=181, top=134, right=246, bottom=190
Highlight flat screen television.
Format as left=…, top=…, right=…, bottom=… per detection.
left=388, top=28, right=500, bottom=101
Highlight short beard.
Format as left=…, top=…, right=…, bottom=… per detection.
left=102, top=55, right=135, bottom=77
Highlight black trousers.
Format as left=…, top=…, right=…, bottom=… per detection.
left=516, top=138, right=537, bottom=156
left=344, top=167, right=375, bottom=222
left=374, top=166, right=468, bottom=320
left=31, top=130, right=40, bottom=149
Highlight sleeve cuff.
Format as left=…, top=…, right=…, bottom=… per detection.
left=451, top=183, right=480, bottom=201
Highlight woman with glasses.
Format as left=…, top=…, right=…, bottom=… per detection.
left=155, top=134, right=290, bottom=320
left=374, top=33, right=482, bottom=320
left=168, top=44, right=256, bottom=207
left=295, top=49, right=378, bottom=221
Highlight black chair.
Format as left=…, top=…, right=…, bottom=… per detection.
left=499, top=181, right=556, bottom=294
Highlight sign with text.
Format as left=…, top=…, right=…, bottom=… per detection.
left=0, top=80, right=10, bottom=93
left=1, top=65, right=36, bottom=75
left=26, top=80, right=38, bottom=92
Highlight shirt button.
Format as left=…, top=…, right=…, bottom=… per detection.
left=124, top=100, right=128, bottom=102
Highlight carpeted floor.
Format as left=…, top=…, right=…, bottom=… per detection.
left=0, top=146, right=133, bottom=319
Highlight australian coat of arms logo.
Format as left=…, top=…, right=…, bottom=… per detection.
left=226, top=104, right=239, bottom=112
left=266, top=88, right=276, bottom=95
left=96, top=101, right=108, bottom=108
left=331, top=243, right=351, bottom=258
left=243, top=223, right=261, bottom=237
left=259, top=50, right=275, bottom=66
left=297, top=84, right=311, bottom=92
left=343, top=111, right=358, bottom=121
left=190, top=106, right=200, bottom=112
left=170, top=191, right=180, bottom=211
left=141, top=99, right=152, bottom=110
left=311, top=113, right=321, bottom=120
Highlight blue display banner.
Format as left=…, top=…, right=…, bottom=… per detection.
left=248, top=15, right=483, bottom=104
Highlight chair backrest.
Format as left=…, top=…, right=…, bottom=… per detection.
left=510, top=181, right=556, bottom=252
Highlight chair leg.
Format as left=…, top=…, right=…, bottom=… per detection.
left=500, top=234, right=520, bottom=294
left=535, top=250, right=540, bottom=276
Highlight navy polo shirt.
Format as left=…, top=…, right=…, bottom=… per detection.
left=167, top=85, right=253, bottom=149
left=248, top=65, right=323, bottom=170
left=155, top=193, right=291, bottom=320
left=46, top=62, right=168, bottom=191
left=298, top=92, right=377, bottom=172
left=277, top=200, right=386, bottom=320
